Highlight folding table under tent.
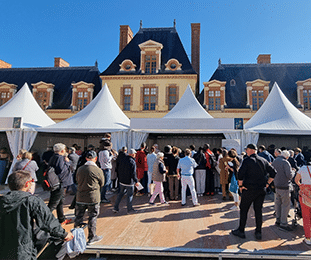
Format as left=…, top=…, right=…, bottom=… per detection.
left=38, top=83, right=131, bottom=151
left=244, top=82, right=311, bottom=145
left=130, top=85, right=241, bottom=150
left=0, top=83, right=55, bottom=181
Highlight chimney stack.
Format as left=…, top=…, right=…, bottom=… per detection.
left=54, top=57, right=69, bottom=67
left=0, top=59, right=12, bottom=68
left=191, top=23, right=200, bottom=96
left=119, top=25, right=133, bottom=53
left=257, top=54, right=271, bottom=64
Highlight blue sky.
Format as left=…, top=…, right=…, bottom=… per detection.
left=1, top=0, right=311, bottom=91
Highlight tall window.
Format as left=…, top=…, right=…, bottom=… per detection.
left=0, top=91, right=11, bottom=106
left=208, top=90, right=221, bottom=110
left=143, top=87, right=157, bottom=110
left=36, top=91, right=48, bottom=109
left=303, top=89, right=311, bottom=110
left=145, top=55, right=156, bottom=74
left=139, top=40, right=163, bottom=74
left=77, top=91, right=88, bottom=111
left=123, top=87, right=131, bottom=111
left=252, top=90, right=264, bottom=110
left=168, top=86, right=177, bottom=110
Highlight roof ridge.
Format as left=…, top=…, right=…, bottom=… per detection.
left=219, top=62, right=311, bottom=67
left=138, top=27, right=176, bottom=32
left=0, top=66, right=97, bottom=71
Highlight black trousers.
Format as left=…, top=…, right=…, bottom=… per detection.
left=48, top=186, right=66, bottom=223
left=238, top=188, right=266, bottom=233
left=205, top=168, right=215, bottom=193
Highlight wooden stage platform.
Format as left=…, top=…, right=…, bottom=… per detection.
left=60, top=190, right=311, bottom=259
left=1, top=184, right=310, bottom=259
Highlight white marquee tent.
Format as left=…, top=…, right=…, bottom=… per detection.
left=0, top=83, right=55, bottom=179
left=39, top=83, right=131, bottom=150
left=131, top=85, right=239, bottom=135
left=244, top=82, right=311, bottom=144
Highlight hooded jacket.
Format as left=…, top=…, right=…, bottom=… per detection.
left=0, top=190, right=67, bottom=260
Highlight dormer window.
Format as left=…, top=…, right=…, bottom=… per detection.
left=203, top=80, right=226, bottom=111
left=145, top=55, right=156, bottom=74
left=119, top=59, right=136, bottom=72
left=296, top=78, right=311, bottom=110
left=246, top=79, right=270, bottom=111
left=71, top=81, right=94, bottom=111
left=139, top=40, right=163, bottom=74
left=0, top=82, right=16, bottom=106
left=165, top=58, right=182, bottom=71
left=32, top=81, right=54, bottom=110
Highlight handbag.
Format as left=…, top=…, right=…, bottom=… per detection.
left=229, top=174, right=238, bottom=194
left=299, top=166, right=311, bottom=207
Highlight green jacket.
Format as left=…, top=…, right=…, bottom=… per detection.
left=0, top=190, right=67, bottom=260
left=76, top=163, right=105, bottom=204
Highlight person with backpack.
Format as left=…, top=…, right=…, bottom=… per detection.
left=48, top=143, right=73, bottom=226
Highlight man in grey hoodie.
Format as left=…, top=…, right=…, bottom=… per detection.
left=272, top=150, right=294, bottom=231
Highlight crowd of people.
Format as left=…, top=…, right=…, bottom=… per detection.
left=1, top=136, right=311, bottom=259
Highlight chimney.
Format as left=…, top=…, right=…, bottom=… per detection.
left=191, top=23, right=200, bottom=96
left=54, top=57, right=70, bottom=67
left=257, top=54, right=271, bottom=64
left=119, top=25, right=133, bottom=53
left=0, top=59, right=12, bottom=68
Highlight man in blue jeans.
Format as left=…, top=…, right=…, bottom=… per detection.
left=98, top=139, right=117, bottom=203
left=113, top=149, right=139, bottom=214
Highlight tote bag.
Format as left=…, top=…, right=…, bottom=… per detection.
left=229, top=174, right=238, bottom=194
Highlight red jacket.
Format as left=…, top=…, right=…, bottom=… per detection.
left=136, top=150, right=148, bottom=171
left=204, top=149, right=213, bottom=169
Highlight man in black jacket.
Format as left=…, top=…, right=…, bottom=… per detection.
left=0, top=170, right=73, bottom=260
left=113, top=149, right=139, bottom=214
left=231, top=144, right=276, bottom=240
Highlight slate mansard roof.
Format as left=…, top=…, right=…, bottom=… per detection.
left=101, top=27, right=197, bottom=76
left=0, top=66, right=102, bottom=109
left=198, top=62, right=311, bottom=109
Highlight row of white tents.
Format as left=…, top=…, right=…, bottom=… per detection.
left=2, top=81, right=311, bottom=177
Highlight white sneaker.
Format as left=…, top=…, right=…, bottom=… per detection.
left=230, top=205, right=239, bottom=210
left=304, top=238, right=311, bottom=245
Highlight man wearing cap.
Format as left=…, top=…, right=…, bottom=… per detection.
left=75, top=150, right=105, bottom=245
left=231, top=143, right=276, bottom=240
left=77, top=144, right=95, bottom=169
left=113, top=149, right=139, bottom=214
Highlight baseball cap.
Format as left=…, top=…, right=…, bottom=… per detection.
left=129, top=148, right=137, bottom=154
left=246, top=143, right=257, bottom=150
left=86, top=150, right=97, bottom=159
